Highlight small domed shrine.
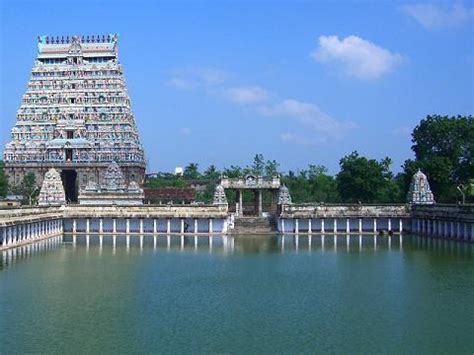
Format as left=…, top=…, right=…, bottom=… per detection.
left=38, top=168, right=66, bottom=205
left=407, top=169, right=435, bottom=205
left=213, top=184, right=227, bottom=205
left=278, top=185, right=292, bottom=205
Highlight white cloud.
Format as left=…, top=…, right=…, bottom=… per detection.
left=167, top=77, right=196, bottom=90
left=403, top=2, right=474, bottom=30
left=167, top=67, right=230, bottom=90
left=259, top=99, right=354, bottom=137
left=195, top=67, right=229, bottom=85
left=312, top=35, right=403, bottom=80
left=280, top=132, right=321, bottom=145
left=223, top=86, right=269, bottom=104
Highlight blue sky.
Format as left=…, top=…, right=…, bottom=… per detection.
left=1, top=0, right=473, bottom=174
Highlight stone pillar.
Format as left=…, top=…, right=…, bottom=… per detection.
left=86, top=219, right=90, bottom=234
left=359, top=218, right=362, bottom=233
left=113, top=219, right=117, bottom=233
left=417, top=219, right=421, bottom=233
left=308, top=219, right=312, bottom=234
left=388, top=218, right=392, bottom=232
left=321, top=219, right=325, bottom=233
left=140, top=219, right=144, bottom=234
left=333, top=218, right=337, bottom=233
left=73, top=219, right=77, bottom=233
left=167, top=219, right=171, bottom=234
left=373, top=218, right=377, bottom=233
left=6, top=227, right=11, bottom=245
left=2, top=227, right=6, bottom=246
left=126, top=219, right=130, bottom=234
left=209, top=219, right=213, bottom=234
left=399, top=219, right=403, bottom=234
left=295, top=219, right=299, bottom=234
left=99, top=218, right=103, bottom=234
left=194, top=219, right=198, bottom=234
left=153, top=219, right=157, bottom=234
left=346, top=218, right=350, bottom=233
left=281, top=219, right=285, bottom=233
left=238, top=190, right=243, bottom=217
left=180, top=219, right=185, bottom=234
left=257, top=190, right=263, bottom=217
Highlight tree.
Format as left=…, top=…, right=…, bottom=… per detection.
left=0, top=160, right=8, bottom=197
left=264, top=159, right=280, bottom=177
left=307, top=165, right=340, bottom=202
left=183, top=163, right=200, bottom=180
left=223, top=165, right=242, bottom=178
left=16, top=173, right=39, bottom=205
left=402, top=115, right=473, bottom=202
left=336, top=151, right=394, bottom=203
left=203, top=165, right=220, bottom=180
left=251, top=154, right=265, bottom=176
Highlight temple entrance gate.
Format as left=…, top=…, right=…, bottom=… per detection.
left=61, top=170, right=78, bottom=203
left=220, top=175, right=280, bottom=217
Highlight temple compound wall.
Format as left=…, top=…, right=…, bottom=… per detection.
left=3, top=34, right=145, bottom=202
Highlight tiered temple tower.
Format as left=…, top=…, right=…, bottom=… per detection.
left=3, top=34, right=146, bottom=202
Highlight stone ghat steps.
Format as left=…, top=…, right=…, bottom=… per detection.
left=231, top=217, right=276, bottom=235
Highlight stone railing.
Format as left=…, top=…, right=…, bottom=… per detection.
left=411, top=204, right=474, bottom=222
left=280, top=204, right=410, bottom=218
left=63, top=204, right=228, bottom=219
left=220, top=176, right=280, bottom=190
left=0, top=206, right=64, bottom=226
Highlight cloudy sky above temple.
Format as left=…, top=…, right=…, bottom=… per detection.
left=1, top=0, right=473, bottom=174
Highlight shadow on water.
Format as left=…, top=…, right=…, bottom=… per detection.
left=1, top=234, right=472, bottom=271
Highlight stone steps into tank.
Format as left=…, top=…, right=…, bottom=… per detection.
left=231, top=216, right=276, bottom=235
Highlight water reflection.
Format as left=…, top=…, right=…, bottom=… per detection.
left=0, top=235, right=63, bottom=271
left=1, top=234, right=472, bottom=269
left=53, top=233, right=474, bottom=257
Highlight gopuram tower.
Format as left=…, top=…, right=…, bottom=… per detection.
left=3, top=34, right=146, bottom=202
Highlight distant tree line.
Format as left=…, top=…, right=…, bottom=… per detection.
left=145, top=115, right=473, bottom=204
left=0, top=115, right=472, bottom=204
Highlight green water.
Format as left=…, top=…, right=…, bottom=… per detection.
left=1, top=235, right=473, bottom=354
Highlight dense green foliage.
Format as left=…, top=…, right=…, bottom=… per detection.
left=336, top=153, right=402, bottom=203
left=145, top=154, right=401, bottom=204
left=11, top=173, right=40, bottom=205
left=401, top=115, right=473, bottom=202
left=0, top=160, right=8, bottom=197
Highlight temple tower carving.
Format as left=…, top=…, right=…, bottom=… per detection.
left=3, top=34, right=146, bottom=202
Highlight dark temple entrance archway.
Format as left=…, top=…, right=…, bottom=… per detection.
left=61, top=170, right=78, bottom=203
